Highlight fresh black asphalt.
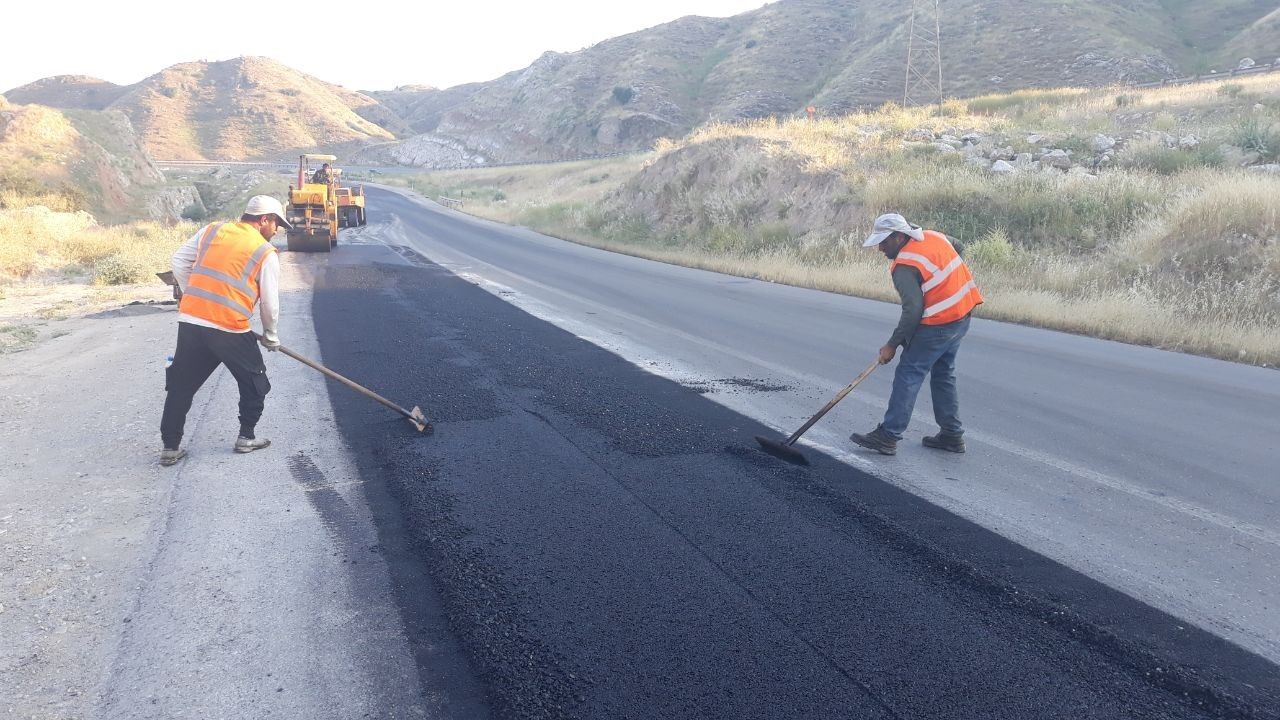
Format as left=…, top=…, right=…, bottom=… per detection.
left=310, top=244, right=1279, bottom=720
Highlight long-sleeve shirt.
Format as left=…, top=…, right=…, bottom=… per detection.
left=887, top=265, right=924, bottom=348
left=171, top=224, right=280, bottom=343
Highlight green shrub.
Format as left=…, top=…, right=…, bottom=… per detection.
left=965, top=227, right=1016, bottom=269
left=180, top=204, right=208, bottom=221
left=1120, top=142, right=1224, bottom=174
left=612, top=86, right=634, bottom=105
left=1230, top=117, right=1280, bottom=161
left=93, top=253, right=154, bottom=285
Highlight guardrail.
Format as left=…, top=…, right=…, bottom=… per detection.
left=438, top=196, right=464, bottom=209
left=1132, top=61, right=1280, bottom=89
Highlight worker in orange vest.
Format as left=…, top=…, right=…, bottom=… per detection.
left=850, top=213, right=983, bottom=456
left=159, top=196, right=289, bottom=466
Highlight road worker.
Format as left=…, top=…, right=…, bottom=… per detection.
left=849, top=213, right=983, bottom=456
left=158, top=195, right=288, bottom=466
left=311, top=163, right=332, bottom=184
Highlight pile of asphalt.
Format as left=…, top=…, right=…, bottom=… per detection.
left=312, top=249, right=1278, bottom=720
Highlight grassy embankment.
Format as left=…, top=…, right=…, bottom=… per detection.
left=0, top=171, right=286, bottom=352
left=394, top=74, right=1280, bottom=366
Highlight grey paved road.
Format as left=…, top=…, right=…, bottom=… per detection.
left=304, top=188, right=1280, bottom=718
left=356, top=186, right=1280, bottom=665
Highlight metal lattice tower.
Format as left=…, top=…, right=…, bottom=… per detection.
left=903, top=0, right=944, bottom=109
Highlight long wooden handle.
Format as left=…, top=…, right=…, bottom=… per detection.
left=274, top=342, right=418, bottom=421
left=785, top=360, right=881, bottom=446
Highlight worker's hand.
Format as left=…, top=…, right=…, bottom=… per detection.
left=260, top=332, right=281, bottom=352
left=878, top=344, right=897, bottom=365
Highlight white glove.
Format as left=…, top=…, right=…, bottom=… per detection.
left=260, top=330, right=281, bottom=351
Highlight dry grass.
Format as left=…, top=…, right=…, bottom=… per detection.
left=400, top=75, right=1280, bottom=367
left=0, top=202, right=191, bottom=288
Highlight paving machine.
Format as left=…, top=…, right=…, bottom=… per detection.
left=286, top=154, right=339, bottom=252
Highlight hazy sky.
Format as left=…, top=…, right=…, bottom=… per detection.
left=2, top=0, right=772, bottom=93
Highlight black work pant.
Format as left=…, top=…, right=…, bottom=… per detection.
left=160, top=322, right=271, bottom=449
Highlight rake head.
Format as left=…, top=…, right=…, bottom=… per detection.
left=754, top=435, right=810, bottom=466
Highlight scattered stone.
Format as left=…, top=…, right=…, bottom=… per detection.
left=990, top=159, right=1017, bottom=174
left=1014, top=152, right=1035, bottom=166
left=1092, top=134, right=1116, bottom=152
left=989, top=76, right=1004, bottom=84
left=1044, top=149, right=1073, bottom=169
left=1026, top=134, right=1044, bottom=145
left=932, top=142, right=959, bottom=154
left=1238, top=58, right=1256, bottom=71
left=1179, top=134, right=1200, bottom=150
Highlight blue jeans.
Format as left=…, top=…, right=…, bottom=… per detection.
left=881, top=315, right=970, bottom=440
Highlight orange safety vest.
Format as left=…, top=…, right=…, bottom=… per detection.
left=891, top=230, right=983, bottom=325
left=178, top=222, right=275, bottom=332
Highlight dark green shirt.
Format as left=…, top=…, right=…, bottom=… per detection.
left=888, top=265, right=924, bottom=348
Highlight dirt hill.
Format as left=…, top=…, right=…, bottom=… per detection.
left=0, top=96, right=164, bottom=218
left=6, top=57, right=398, bottom=160
left=3, top=75, right=128, bottom=110
left=369, top=0, right=1280, bottom=164
left=8, top=0, right=1278, bottom=166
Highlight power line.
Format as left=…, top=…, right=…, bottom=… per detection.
left=903, top=0, right=944, bottom=109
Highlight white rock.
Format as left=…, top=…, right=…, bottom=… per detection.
left=932, top=142, right=959, bottom=154
left=1026, top=134, right=1044, bottom=145
left=990, top=160, right=1017, bottom=174
left=1238, top=57, right=1256, bottom=70
left=1092, top=134, right=1117, bottom=152
left=1179, top=134, right=1200, bottom=149
left=1014, top=152, right=1035, bottom=165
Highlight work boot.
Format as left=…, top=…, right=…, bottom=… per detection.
left=922, top=432, right=966, bottom=453
left=159, top=448, right=187, bottom=466
left=234, top=436, right=271, bottom=454
left=849, top=425, right=898, bottom=456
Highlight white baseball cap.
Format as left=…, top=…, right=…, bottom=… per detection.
left=863, top=213, right=924, bottom=247
left=244, top=195, right=292, bottom=230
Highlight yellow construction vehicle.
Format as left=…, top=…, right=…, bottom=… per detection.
left=337, top=181, right=366, bottom=228
left=286, top=154, right=339, bottom=252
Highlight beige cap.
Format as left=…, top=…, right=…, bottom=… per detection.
left=863, top=213, right=924, bottom=247
left=244, top=195, right=292, bottom=230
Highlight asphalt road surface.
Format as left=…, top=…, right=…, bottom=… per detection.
left=304, top=187, right=1279, bottom=719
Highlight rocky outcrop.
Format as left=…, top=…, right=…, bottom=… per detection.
left=145, top=185, right=205, bottom=221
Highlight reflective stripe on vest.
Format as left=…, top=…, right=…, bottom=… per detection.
left=178, top=222, right=275, bottom=332
left=891, top=230, right=983, bottom=326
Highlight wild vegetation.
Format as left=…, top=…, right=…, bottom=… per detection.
left=398, top=73, right=1280, bottom=366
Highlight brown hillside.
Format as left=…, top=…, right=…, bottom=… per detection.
left=4, top=75, right=128, bottom=110
left=0, top=98, right=162, bottom=217
left=380, top=0, right=1278, bottom=164
left=1220, top=8, right=1280, bottom=67
left=106, top=57, right=397, bottom=160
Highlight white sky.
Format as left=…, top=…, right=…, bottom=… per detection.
left=1, top=0, right=772, bottom=93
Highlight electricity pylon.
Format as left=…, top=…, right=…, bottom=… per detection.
left=903, top=0, right=944, bottom=109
